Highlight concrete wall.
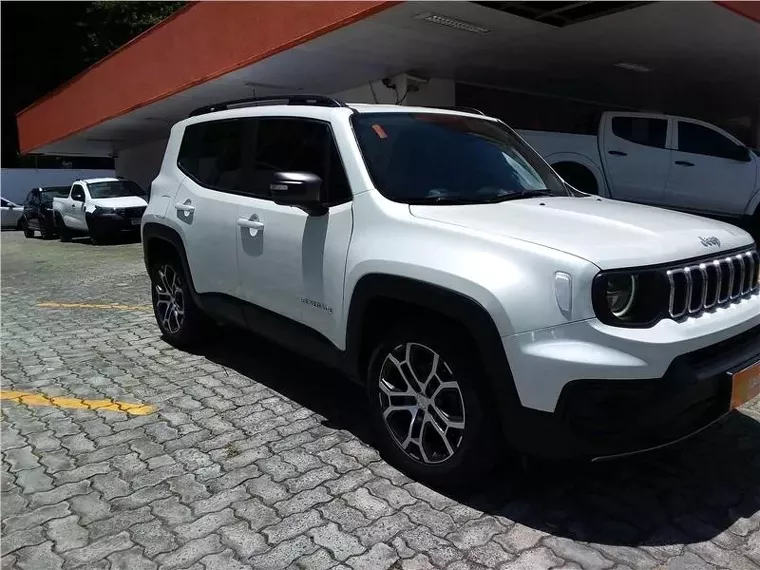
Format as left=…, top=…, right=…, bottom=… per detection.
left=114, top=138, right=169, bottom=190
left=0, top=168, right=115, bottom=204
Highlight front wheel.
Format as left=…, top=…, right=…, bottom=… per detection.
left=366, top=322, right=500, bottom=487
left=21, top=220, right=33, bottom=238
left=56, top=216, right=71, bottom=242
left=150, top=259, right=208, bottom=348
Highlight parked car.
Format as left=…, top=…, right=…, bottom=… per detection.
left=519, top=112, right=760, bottom=238
left=52, top=178, right=148, bottom=243
left=20, top=186, right=70, bottom=239
left=1, top=198, right=24, bottom=230
left=142, top=96, right=760, bottom=485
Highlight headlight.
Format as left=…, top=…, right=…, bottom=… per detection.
left=593, top=271, right=667, bottom=327
left=606, top=275, right=636, bottom=318
left=92, top=206, right=115, bottom=216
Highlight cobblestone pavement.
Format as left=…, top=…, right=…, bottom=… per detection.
left=2, top=230, right=760, bottom=570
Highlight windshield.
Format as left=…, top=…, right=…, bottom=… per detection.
left=352, top=112, right=568, bottom=204
left=40, top=187, right=70, bottom=206
left=87, top=180, right=146, bottom=199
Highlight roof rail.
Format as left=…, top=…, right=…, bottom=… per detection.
left=432, top=105, right=486, bottom=116
left=189, top=95, right=349, bottom=117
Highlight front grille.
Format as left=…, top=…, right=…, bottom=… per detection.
left=666, top=249, right=759, bottom=319
left=115, top=206, right=146, bottom=219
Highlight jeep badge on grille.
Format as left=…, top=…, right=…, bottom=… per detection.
left=699, top=236, right=720, bottom=247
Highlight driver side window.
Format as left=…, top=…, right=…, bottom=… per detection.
left=678, top=122, right=742, bottom=160
left=71, top=185, right=85, bottom=202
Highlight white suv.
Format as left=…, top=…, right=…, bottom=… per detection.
left=142, top=95, right=760, bottom=485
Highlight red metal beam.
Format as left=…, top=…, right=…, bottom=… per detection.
left=17, top=1, right=398, bottom=154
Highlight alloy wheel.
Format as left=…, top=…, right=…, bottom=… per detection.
left=154, top=264, right=185, bottom=335
left=378, top=342, right=466, bottom=464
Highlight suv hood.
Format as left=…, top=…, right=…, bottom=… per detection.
left=409, top=196, right=753, bottom=269
left=90, top=196, right=148, bottom=208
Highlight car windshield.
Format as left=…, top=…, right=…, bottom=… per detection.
left=40, top=187, right=70, bottom=206
left=351, top=112, right=568, bottom=204
left=87, top=180, right=146, bottom=199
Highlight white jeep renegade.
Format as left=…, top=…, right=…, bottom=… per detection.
left=142, top=95, right=760, bottom=485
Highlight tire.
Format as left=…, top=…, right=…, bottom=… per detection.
left=39, top=220, right=53, bottom=240
left=366, top=320, right=500, bottom=488
left=21, top=219, right=33, bottom=238
left=56, top=216, right=71, bottom=242
left=150, top=256, right=208, bottom=348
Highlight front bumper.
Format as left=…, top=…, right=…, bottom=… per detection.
left=86, top=213, right=142, bottom=235
left=502, top=294, right=760, bottom=460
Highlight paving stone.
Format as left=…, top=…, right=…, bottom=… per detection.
left=62, top=531, right=133, bottom=569
left=448, top=518, right=506, bottom=550
left=345, top=543, right=399, bottom=570
left=402, top=554, right=438, bottom=570
left=219, top=521, right=269, bottom=558
left=400, top=528, right=463, bottom=567
left=5, top=446, right=40, bottom=472
left=261, top=509, right=322, bottom=545
left=107, top=546, right=157, bottom=570
left=199, top=549, right=252, bottom=570
left=110, top=482, right=172, bottom=511
left=16, top=541, right=64, bottom=570
left=3, top=502, right=71, bottom=533
left=39, top=449, right=76, bottom=474
left=356, top=512, right=416, bottom=547
left=174, top=508, right=237, bottom=542
left=249, top=535, right=318, bottom=570
left=155, top=535, right=223, bottom=569
left=366, top=478, right=417, bottom=509
left=88, top=506, right=154, bottom=539
left=257, top=455, right=300, bottom=482
left=286, top=466, right=339, bottom=494
left=28, top=480, right=91, bottom=508
left=319, top=498, right=372, bottom=533
left=687, top=540, right=757, bottom=569
left=1, top=527, right=47, bottom=557
left=16, top=466, right=54, bottom=493
left=233, top=498, right=280, bottom=531
left=152, top=497, right=194, bottom=526
left=544, top=537, right=615, bottom=570
left=344, top=487, right=394, bottom=520
left=192, top=485, right=248, bottom=515
left=498, top=546, right=564, bottom=570
left=91, top=472, right=131, bottom=500
left=46, top=515, right=89, bottom=552
left=467, top=542, right=514, bottom=567
left=274, top=487, right=333, bottom=517
left=404, top=501, right=458, bottom=536
left=324, top=468, right=375, bottom=495
left=68, top=491, right=112, bottom=525
left=246, top=474, right=290, bottom=506
left=54, top=462, right=111, bottom=484
left=131, top=520, right=178, bottom=557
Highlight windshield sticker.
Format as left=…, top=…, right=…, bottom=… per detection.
left=372, top=124, right=388, bottom=139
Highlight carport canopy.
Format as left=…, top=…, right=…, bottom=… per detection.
left=16, top=0, right=760, bottom=159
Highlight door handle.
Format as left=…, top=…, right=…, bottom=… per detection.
left=237, top=218, right=265, bottom=230
left=175, top=202, right=195, bottom=212
left=674, top=160, right=694, bottom=167
left=608, top=150, right=627, bottom=156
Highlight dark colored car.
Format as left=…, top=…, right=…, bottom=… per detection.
left=21, top=186, right=71, bottom=239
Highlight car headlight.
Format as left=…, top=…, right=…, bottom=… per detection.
left=92, top=206, right=115, bottom=216
left=592, top=271, right=667, bottom=327
left=606, top=275, right=636, bottom=318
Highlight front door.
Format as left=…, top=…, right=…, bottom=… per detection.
left=236, top=117, right=353, bottom=346
left=67, top=184, right=88, bottom=230
left=599, top=113, right=672, bottom=205
left=666, top=119, right=757, bottom=217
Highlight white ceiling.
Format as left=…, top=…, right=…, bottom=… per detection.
left=35, top=0, right=760, bottom=156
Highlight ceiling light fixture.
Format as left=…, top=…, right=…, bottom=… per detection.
left=414, top=12, right=491, bottom=34
left=614, top=62, right=651, bottom=73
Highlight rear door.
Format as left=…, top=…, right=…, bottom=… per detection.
left=172, top=118, right=253, bottom=305
left=23, top=191, right=38, bottom=230
left=599, top=113, right=672, bottom=205
left=666, top=119, right=757, bottom=217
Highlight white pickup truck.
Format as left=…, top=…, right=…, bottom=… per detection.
left=53, top=177, right=148, bottom=243
left=520, top=112, right=760, bottom=238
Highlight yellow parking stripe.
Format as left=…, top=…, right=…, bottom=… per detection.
left=0, top=390, right=156, bottom=415
left=37, top=302, right=151, bottom=311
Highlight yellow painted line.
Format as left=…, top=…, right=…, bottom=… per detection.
left=0, top=390, right=156, bottom=415
left=37, top=302, right=151, bottom=311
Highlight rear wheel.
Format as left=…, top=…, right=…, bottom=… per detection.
left=366, top=321, right=500, bottom=487
left=553, top=162, right=599, bottom=195
left=150, top=258, right=208, bottom=348
left=39, top=220, right=53, bottom=240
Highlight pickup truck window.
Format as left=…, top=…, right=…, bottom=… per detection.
left=71, top=185, right=86, bottom=202
left=611, top=117, right=667, bottom=148
left=88, top=180, right=146, bottom=199
left=677, top=121, right=742, bottom=160
left=40, top=187, right=69, bottom=206
left=352, top=113, right=566, bottom=204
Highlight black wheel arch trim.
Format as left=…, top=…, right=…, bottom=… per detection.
left=142, top=222, right=201, bottom=306
left=344, top=273, right=525, bottom=441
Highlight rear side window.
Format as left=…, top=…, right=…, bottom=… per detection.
left=611, top=117, right=667, bottom=148
left=178, top=119, right=246, bottom=192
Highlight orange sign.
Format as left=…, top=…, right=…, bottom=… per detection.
left=731, top=359, right=760, bottom=409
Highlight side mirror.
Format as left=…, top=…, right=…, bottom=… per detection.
left=270, top=171, right=326, bottom=215
left=72, top=194, right=84, bottom=203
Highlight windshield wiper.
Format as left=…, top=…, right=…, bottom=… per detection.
left=405, top=197, right=486, bottom=205
left=482, top=189, right=553, bottom=202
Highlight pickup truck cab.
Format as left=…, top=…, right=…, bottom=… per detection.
left=53, top=177, right=148, bottom=243
left=520, top=112, right=760, bottom=238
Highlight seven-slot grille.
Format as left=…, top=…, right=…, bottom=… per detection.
left=666, top=249, right=759, bottom=319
